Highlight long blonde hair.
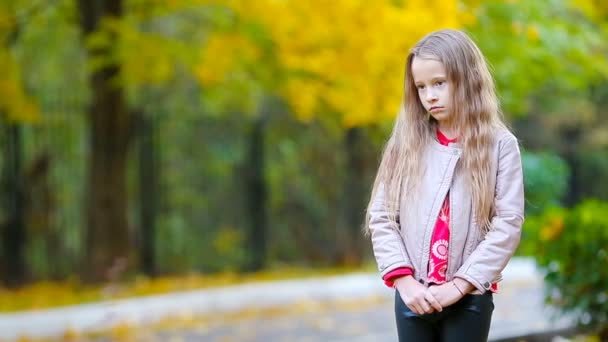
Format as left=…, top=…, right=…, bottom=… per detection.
left=365, top=29, right=508, bottom=234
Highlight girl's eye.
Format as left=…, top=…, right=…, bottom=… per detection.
left=435, top=81, right=444, bottom=86
left=417, top=85, right=425, bottom=90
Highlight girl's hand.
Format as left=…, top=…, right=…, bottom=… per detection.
left=394, top=276, right=442, bottom=315
left=428, top=281, right=464, bottom=308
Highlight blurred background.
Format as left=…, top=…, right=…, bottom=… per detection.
left=1, top=0, right=608, bottom=340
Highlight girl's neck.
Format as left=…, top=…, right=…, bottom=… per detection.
left=437, top=122, right=458, bottom=140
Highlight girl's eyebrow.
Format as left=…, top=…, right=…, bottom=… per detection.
left=414, top=76, right=447, bottom=85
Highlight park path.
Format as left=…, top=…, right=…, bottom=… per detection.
left=0, top=258, right=573, bottom=341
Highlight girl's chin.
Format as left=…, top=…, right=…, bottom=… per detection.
left=431, top=112, right=450, bottom=121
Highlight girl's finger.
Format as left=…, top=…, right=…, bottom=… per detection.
left=419, top=299, right=431, bottom=313
left=425, top=292, right=443, bottom=312
left=410, top=303, right=422, bottom=315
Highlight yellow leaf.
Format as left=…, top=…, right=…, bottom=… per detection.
left=526, top=25, right=540, bottom=42
left=0, top=50, right=40, bottom=123
left=540, top=216, right=564, bottom=241
left=62, top=327, right=80, bottom=341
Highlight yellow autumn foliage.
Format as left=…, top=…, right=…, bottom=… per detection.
left=197, top=0, right=473, bottom=127
left=526, top=25, right=540, bottom=42
left=0, top=47, right=40, bottom=123
left=0, top=5, right=40, bottom=123
left=85, top=16, right=196, bottom=89
left=569, top=0, right=608, bottom=21
left=539, top=215, right=565, bottom=241
left=195, top=33, right=261, bottom=85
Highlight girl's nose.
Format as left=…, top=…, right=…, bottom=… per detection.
left=426, top=90, right=438, bottom=103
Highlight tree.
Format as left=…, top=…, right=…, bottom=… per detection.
left=77, top=0, right=133, bottom=282
left=0, top=0, right=43, bottom=287
left=87, top=1, right=240, bottom=274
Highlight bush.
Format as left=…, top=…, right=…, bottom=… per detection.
left=576, top=149, right=608, bottom=202
left=521, top=151, right=569, bottom=215
left=533, top=200, right=608, bottom=338
left=517, top=151, right=569, bottom=256
left=518, top=206, right=567, bottom=256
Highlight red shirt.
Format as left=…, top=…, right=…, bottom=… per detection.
left=383, top=130, right=498, bottom=293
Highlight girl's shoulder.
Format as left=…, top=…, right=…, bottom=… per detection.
left=492, top=128, right=519, bottom=147
left=491, top=128, right=522, bottom=162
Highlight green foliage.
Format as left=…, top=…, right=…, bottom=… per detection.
left=534, top=200, right=608, bottom=335
left=467, top=0, right=608, bottom=115
left=521, top=150, right=570, bottom=215
left=576, top=148, right=608, bottom=202
left=209, top=227, right=248, bottom=272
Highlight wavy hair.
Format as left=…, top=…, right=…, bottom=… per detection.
left=365, top=29, right=509, bottom=234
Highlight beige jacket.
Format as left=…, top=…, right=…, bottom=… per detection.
left=369, top=129, right=524, bottom=294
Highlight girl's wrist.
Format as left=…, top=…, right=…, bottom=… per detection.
left=451, top=281, right=465, bottom=296
left=394, top=275, right=415, bottom=287
left=453, top=277, right=474, bottom=294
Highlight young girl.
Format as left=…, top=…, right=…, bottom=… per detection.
left=366, top=29, right=524, bottom=342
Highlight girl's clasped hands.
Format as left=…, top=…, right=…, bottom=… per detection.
left=394, top=276, right=468, bottom=315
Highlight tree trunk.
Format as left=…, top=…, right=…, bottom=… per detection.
left=78, top=0, right=133, bottom=282
left=0, top=0, right=28, bottom=288
left=1, top=122, right=27, bottom=287
left=337, top=127, right=367, bottom=266
left=136, top=111, right=158, bottom=276
left=243, top=114, right=268, bottom=272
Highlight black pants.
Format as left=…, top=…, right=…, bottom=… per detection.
left=394, top=290, right=494, bottom=342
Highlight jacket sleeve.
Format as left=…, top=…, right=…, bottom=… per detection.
left=454, top=134, right=525, bottom=293
left=383, top=267, right=414, bottom=287
left=369, top=183, right=414, bottom=278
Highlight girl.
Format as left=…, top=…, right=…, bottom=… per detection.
left=366, top=29, right=524, bottom=342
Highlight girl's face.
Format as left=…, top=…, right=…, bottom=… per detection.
left=411, top=57, right=452, bottom=124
